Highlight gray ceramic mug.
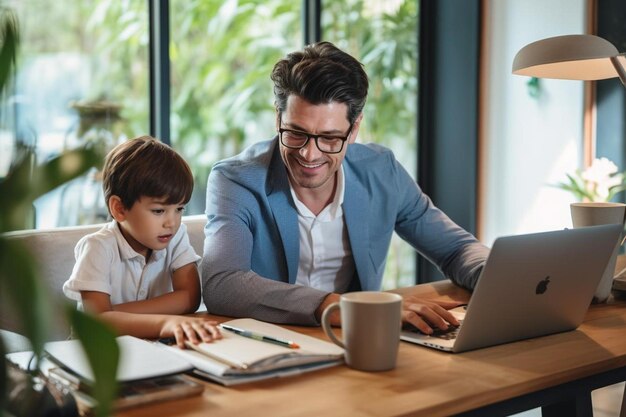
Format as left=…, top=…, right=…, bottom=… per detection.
left=321, top=291, right=403, bottom=372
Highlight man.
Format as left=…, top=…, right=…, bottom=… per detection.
left=202, top=42, right=488, bottom=334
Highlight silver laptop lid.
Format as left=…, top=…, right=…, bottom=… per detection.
left=453, top=223, right=622, bottom=352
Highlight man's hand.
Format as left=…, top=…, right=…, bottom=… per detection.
left=401, top=295, right=463, bottom=334
left=316, top=292, right=462, bottom=332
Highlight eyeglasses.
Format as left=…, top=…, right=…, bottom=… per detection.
left=278, top=116, right=353, bottom=154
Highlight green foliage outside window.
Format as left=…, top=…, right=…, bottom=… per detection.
left=323, top=0, right=418, bottom=288
left=323, top=0, right=418, bottom=157
left=12, top=0, right=419, bottom=287
left=167, top=0, right=303, bottom=194
left=84, top=0, right=417, bottom=194
left=92, top=0, right=418, bottom=287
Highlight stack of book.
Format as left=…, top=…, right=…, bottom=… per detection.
left=43, top=335, right=203, bottom=413
left=6, top=318, right=345, bottom=412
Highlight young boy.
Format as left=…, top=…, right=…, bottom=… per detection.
left=63, top=136, right=220, bottom=348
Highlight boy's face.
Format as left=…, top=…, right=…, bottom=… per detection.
left=114, top=196, right=185, bottom=257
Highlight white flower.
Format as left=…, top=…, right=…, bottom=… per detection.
left=582, top=158, right=623, bottom=201
left=556, top=157, right=626, bottom=202
left=581, top=157, right=618, bottom=183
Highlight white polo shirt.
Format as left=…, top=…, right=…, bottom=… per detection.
left=290, top=167, right=356, bottom=293
left=63, top=220, right=200, bottom=308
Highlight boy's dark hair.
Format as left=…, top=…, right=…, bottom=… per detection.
left=270, top=41, right=369, bottom=125
left=102, top=136, right=193, bottom=212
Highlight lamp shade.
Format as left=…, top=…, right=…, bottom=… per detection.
left=512, top=35, right=619, bottom=80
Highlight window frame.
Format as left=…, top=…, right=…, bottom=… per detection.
left=136, top=0, right=481, bottom=285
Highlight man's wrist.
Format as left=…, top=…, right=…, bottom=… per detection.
left=315, top=293, right=341, bottom=325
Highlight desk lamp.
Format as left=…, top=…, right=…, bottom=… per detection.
left=512, top=34, right=626, bottom=297
left=512, top=34, right=626, bottom=85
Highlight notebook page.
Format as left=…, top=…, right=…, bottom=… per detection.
left=186, top=318, right=343, bottom=370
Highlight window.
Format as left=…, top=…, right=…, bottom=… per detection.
left=5, top=0, right=149, bottom=228
left=596, top=1, right=626, bottom=185
left=168, top=0, right=302, bottom=213
left=3, top=0, right=420, bottom=288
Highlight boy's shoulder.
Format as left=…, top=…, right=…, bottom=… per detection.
left=75, top=221, right=120, bottom=254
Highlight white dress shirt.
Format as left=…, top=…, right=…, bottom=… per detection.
left=290, top=167, right=356, bottom=293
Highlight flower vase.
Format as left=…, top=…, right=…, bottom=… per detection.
left=570, top=202, right=626, bottom=302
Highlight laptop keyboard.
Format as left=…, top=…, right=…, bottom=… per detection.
left=404, top=321, right=463, bottom=340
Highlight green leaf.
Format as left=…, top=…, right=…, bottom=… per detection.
left=0, top=238, right=50, bottom=358
left=0, top=8, right=117, bottom=416
left=32, top=148, right=102, bottom=199
left=0, top=147, right=101, bottom=232
left=566, top=173, right=586, bottom=193
left=607, top=184, right=626, bottom=201
left=67, top=307, right=119, bottom=417
left=0, top=8, right=18, bottom=91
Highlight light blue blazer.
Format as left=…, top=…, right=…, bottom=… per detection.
left=201, top=138, right=488, bottom=325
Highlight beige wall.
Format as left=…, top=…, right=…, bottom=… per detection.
left=480, top=0, right=587, bottom=244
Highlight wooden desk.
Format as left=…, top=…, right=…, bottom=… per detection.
left=117, top=281, right=626, bottom=417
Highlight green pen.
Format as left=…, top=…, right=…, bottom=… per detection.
left=219, top=324, right=300, bottom=349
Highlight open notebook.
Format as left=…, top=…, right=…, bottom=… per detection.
left=164, top=318, right=344, bottom=385
left=42, top=318, right=344, bottom=387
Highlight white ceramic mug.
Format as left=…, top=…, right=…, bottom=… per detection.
left=570, top=202, right=626, bottom=302
left=321, top=291, right=402, bottom=372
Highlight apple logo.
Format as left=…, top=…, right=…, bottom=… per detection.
left=535, top=276, right=550, bottom=294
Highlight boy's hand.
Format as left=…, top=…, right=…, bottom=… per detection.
left=162, top=316, right=222, bottom=349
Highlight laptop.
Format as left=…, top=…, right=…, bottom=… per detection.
left=401, top=224, right=622, bottom=353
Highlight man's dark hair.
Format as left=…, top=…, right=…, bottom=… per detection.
left=102, top=135, right=194, bottom=212
left=271, top=41, right=369, bottom=124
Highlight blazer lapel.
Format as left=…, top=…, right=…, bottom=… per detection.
left=267, top=145, right=299, bottom=284
left=343, top=163, right=371, bottom=289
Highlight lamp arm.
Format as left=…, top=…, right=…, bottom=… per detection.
left=610, top=53, right=626, bottom=87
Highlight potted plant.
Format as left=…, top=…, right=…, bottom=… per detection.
left=555, top=157, right=626, bottom=202
left=0, top=7, right=119, bottom=417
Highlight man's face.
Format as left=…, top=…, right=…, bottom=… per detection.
left=277, top=95, right=360, bottom=195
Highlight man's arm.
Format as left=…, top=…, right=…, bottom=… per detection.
left=390, top=153, right=489, bottom=290
left=201, top=166, right=330, bottom=325
left=440, top=240, right=489, bottom=290
left=203, top=269, right=329, bottom=325
left=314, top=293, right=340, bottom=325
